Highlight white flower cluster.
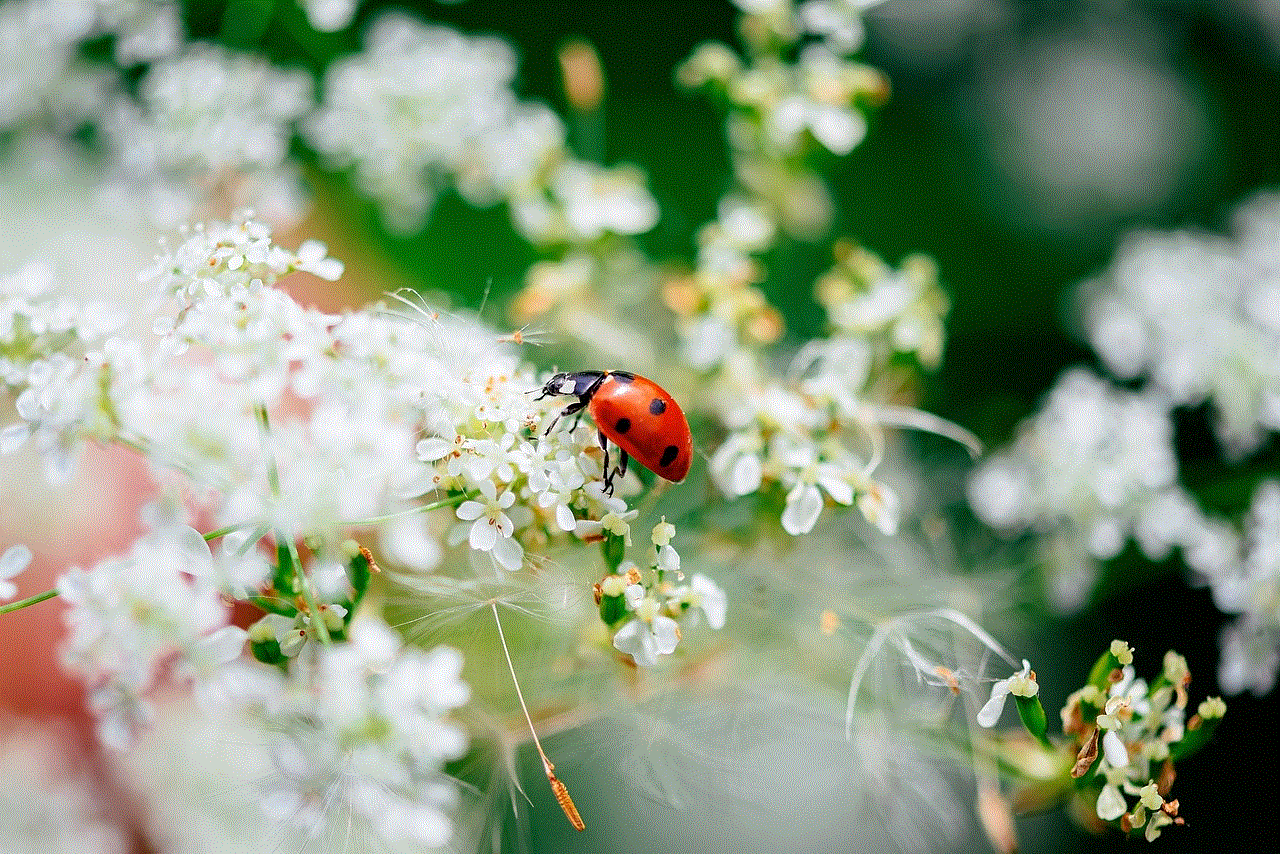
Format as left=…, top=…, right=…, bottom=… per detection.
left=698, top=247, right=950, bottom=537
left=307, top=13, right=661, bottom=243
left=598, top=520, right=727, bottom=666
left=233, top=617, right=470, bottom=853
left=967, top=370, right=1220, bottom=610
left=974, top=193, right=1280, bottom=686
left=678, top=2, right=888, bottom=238
left=1211, top=480, right=1280, bottom=695
left=1085, top=192, right=1280, bottom=457
left=1069, top=651, right=1197, bottom=841
left=56, top=516, right=248, bottom=750
left=1, top=260, right=129, bottom=478
left=0, top=0, right=179, bottom=132
left=103, top=44, right=313, bottom=226
left=1, top=212, right=732, bottom=847
left=307, top=14, right=556, bottom=231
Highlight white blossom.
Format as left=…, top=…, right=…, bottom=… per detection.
left=976, top=659, right=1035, bottom=728
left=306, top=14, right=565, bottom=232
left=1085, top=193, right=1280, bottom=456
left=237, top=617, right=470, bottom=853
left=56, top=519, right=240, bottom=749
left=1, top=543, right=33, bottom=600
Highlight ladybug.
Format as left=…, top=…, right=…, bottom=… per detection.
left=535, top=370, right=692, bottom=495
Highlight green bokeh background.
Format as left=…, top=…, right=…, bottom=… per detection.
left=169, top=1, right=1280, bottom=850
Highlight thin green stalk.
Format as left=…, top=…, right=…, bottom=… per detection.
left=0, top=588, right=57, bottom=615
left=255, top=404, right=330, bottom=645
left=203, top=521, right=254, bottom=541
left=344, top=493, right=470, bottom=527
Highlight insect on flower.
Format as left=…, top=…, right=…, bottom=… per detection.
left=535, top=370, right=692, bottom=495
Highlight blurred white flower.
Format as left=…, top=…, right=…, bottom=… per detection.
left=238, top=617, right=470, bottom=853
left=969, top=370, right=1192, bottom=606
left=303, top=0, right=359, bottom=32
left=1086, top=194, right=1280, bottom=456
left=56, top=519, right=239, bottom=749
left=307, top=14, right=565, bottom=232
left=1207, top=480, right=1280, bottom=695
left=681, top=573, right=727, bottom=629
left=1, top=543, right=33, bottom=600
left=0, top=721, right=129, bottom=854
left=103, top=44, right=313, bottom=226
left=612, top=608, right=681, bottom=666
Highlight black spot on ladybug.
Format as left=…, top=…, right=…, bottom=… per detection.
left=612, top=372, right=635, bottom=383
left=615, top=417, right=631, bottom=434
left=649, top=398, right=667, bottom=415
left=660, top=445, right=679, bottom=467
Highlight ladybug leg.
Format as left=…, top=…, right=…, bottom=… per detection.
left=617, top=449, right=629, bottom=480
left=545, top=399, right=586, bottom=436
left=598, top=429, right=615, bottom=497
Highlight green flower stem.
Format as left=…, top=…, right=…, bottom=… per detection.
left=255, top=404, right=330, bottom=645
left=203, top=521, right=253, bottom=541
left=0, top=587, right=58, bottom=615
left=285, top=533, right=331, bottom=644
left=344, top=493, right=470, bottom=527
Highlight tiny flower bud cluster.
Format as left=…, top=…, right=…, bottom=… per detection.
left=1059, top=644, right=1223, bottom=841
left=596, top=521, right=726, bottom=666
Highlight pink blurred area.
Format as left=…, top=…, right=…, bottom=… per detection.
left=1, top=444, right=153, bottom=724
left=0, top=226, right=374, bottom=849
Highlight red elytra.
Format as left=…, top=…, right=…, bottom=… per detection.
left=536, top=370, right=692, bottom=495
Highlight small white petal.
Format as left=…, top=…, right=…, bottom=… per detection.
left=976, top=681, right=1012, bottom=728
left=456, top=501, right=485, bottom=521
left=491, top=534, right=524, bottom=571
left=623, top=583, right=645, bottom=609
left=1102, top=729, right=1129, bottom=768
left=0, top=423, right=30, bottom=454
left=612, top=620, right=655, bottom=666
left=781, top=482, right=823, bottom=535
left=730, top=453, right=763, bottom=496
left=1, top=544, right=33, bottom=581
left=651, top=616, right=680, bottom=656
left=469, top=518, right=498, bottom=551
left=690, top=574, right=727, bottom=630
left=1096, top=784, right=1127, bottom=821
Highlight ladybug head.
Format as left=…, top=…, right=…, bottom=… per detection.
left=534, top=371, right=604, bottom=400
left=534, top=372, right=575, bottom=400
